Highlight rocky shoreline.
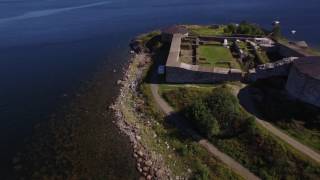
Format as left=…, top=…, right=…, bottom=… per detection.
left=110, top=53, right=172, bottom=180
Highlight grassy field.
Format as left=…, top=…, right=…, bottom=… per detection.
left=187, top=25, right=228, bottom=36
left=128, top=37, right=243, bottom=179
left=139, top=84, right=242, bottom=179
left=198, top=45, right=240, bottom=69
left=160, top=85, right=320, bottom=180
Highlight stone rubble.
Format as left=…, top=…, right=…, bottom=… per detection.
left=109, top=52, right=172, bottom=180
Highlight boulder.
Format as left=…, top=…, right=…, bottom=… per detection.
left=145, top=160, right=152, bottom=167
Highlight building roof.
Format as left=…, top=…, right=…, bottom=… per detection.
left=293, top=56, right=320, bottom=80
left=162, top=25, right=188, bottom=35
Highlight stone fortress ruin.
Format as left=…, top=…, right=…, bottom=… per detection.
left=161, top=25, right=320, bottom=107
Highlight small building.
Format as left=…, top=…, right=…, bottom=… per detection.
left=286, top=56, right=320, bottom=107
left=161, top=25, right=189, bottom=42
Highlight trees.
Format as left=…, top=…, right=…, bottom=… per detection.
left=205, top=87, right=241, bottom=132
left=185, top=86, right=257, bottom=138
left=187, top=99, right=220, bottom=138
left=224, top=24, right=237, bottom=34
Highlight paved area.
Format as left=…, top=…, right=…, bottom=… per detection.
left=150, top=83, right=260, bottom=180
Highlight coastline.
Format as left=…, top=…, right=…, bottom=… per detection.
left=110, top=52, right=172, bottom=179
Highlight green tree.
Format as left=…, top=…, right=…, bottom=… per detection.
left=236, top=21, right=264, bottom=36
left=187, top=99, right=220, bottom=137
left=224, top=24, right=237, bottom=34
left=205, top=87, right=240, bottom=129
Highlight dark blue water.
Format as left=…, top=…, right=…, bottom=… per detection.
left=0, top=0, right=319, bottom=178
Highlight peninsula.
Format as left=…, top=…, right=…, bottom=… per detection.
left=112, top=22, right=320, bottom=180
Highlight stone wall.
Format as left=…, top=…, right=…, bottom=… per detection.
left=246, top=57, right=297, bottom=82
left=166, top=65, right=242, bottom=83
left=286, top=66, right=320, bottom=107
left=165, top=34, right=243, bottom=83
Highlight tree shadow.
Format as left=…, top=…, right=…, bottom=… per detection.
left=164, top=112, right=203, bottom=142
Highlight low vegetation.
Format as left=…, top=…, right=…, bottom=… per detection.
left=131, top=35, right=243, bottom=179
left=198, top=45, right=240, bottom=69
left=187, top=25, right=227, bottom=36
left=161, top=85, right=320, bottom=179
left=187, top=22, right=266, bottom=37
left=250, top=78, right=320, bottom=152
left=224, top=21, right=266, bottom=36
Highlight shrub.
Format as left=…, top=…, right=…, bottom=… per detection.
left=192, top=160, right=210, bottom=180
left=205, top=87, right=240, bottom=130
left=162, top=87, right=211, bottom=110
left=224, top=22, right=265, bottom=36
left=186, top=99, right=220, bottom=138
left=185, top=86, right=253, bottom=138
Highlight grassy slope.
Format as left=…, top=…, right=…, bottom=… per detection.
left=198, top=45, right=240, bottom=69
left=139, top=83, right=242, bottom=179
left=187, top=25, right=228, bottom=36
left=160, top=85, right=320, bottom=180
left=130, top=36, right=243, bottom=179
left=278, top=122, right=320, bottom=152
left=250, top=79, right=320, bottom=153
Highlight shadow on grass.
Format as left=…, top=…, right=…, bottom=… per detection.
left=165, top=112, right=203, bottom=142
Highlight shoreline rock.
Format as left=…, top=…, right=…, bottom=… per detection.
left=109, top=52, right=171, bottom=179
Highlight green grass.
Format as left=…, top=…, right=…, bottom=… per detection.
left=137, top=30, right=161, bottom=44
left=237, top=41, right=248, bottom=51
left=277, top=122, right=320, bottom=153
left=160, top=85, right=320, bottom=180
left=128, top=37, right=243, bottom=179
left=139, top=84, right=242, bottom=179
left=198, top=45, right=240, bottom=69
left=187, top=25, right=228, bottom=36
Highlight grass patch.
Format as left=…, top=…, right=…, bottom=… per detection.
left=278, top=122, right=320, bottom=152
left=160, top=85, right=320, bottom=179
left=127, top=36, right=242, bottom=179
left=139, top=84, right=242, bottom=179
left=198, top=45, right=240, bottom=69
left=187, top=25, right=228, bottom=36
left=137, top=31, right=161, bottom=44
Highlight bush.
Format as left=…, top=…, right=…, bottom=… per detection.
left=224, top=22, right=265, bottom=36
left=186, top=99, right=220, bottom=138
left=192, top=160, right=210, bottom=180
left=185, top=86, right=253, bottom=138
left=237, top=21, right=265, bottom=36
left=162, top=87, right=211, bottom=110
left=205, top=87, right=241, bottom=131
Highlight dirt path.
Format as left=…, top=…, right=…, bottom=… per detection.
left=150, top=83, right=260, bottom=180
left=238, top=86, right=320, bottom=164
